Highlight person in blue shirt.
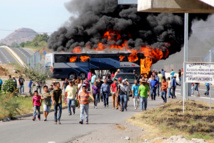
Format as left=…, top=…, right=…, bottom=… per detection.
left=161, top=69, right=166, bottom=78
left=171, top=76, right=180, bottom=99
left=149, top=76, right=159, bottom=100
left=91, top=72, right=97, bottom=87
left=155, top=73, right=160, bottom=96
left=100, top=79, right=110, bottom=107
left=29, top=80, right=33, bottom=95
left=132, top=80, right=139, bottom=110
left=0, top=78, right=3, bottom=91
left=170, top=69, right=175, bottom=79
left=204, top=83, right=210, bottom=96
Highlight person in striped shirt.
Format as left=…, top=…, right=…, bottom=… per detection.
left=78, top=84, right=94, bottom=124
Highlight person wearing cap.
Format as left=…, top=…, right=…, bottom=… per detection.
left=65, top=81, right=77, bottom=115
left=32, top=90, right=42, bottom=121
left=111, top=78, right=118, bottom=109
left=117, top=79, right=128, bottom=112
left=78, top=84, right=94, bottom=124
left=138, top=79, right=150, bottom=111
left=52, top=82, right=62, bottom=124
left=132, top=80, right=140, bottom=110
left=100, top=79, right=111, bottom=107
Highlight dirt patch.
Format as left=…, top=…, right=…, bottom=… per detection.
left=128, top=100, right=214, bottom=142
left=115, top=124, right=127, bottom=130
left=0, top=66, right=8, bottom=76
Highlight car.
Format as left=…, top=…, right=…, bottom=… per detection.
left=114, top=73, right=137, bottom=96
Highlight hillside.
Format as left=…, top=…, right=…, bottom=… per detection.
left=0, top=28, right=37, bottom=45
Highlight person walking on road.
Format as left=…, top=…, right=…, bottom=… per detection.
left=78, top=84, right=94, bottom=124
left=65, top=81, right=77, bottom=115
left=138, top=80, right=150, bottom=111
left=101, top=79, right=111, bottom=107
left=111, top=78, right=118, bottom=109
left=132, top=80, right=139, bottom=110
left=92, top=81, right=99, bottom=108
left=194, top=83, right=200, bottom=97
left=18, top=76, right=25, bottom=94
left=52, top=82, right=62, bottom=124
left=41, top=86, right=52, bottom=121
left=62, top=78, right=69, bottom=92
left=91, top=72, right=97, bottom=87
left=32, top=90, right=41, bottom=121
left=28, top=79, right=33, bottom=95
left=161, top=69, right=166, bottom=78
left=204, top=83, right=210, bottom=96
left=117, top=80, right=128, bottom=112
left=170, top=69, right=175, bottom=79
left=0, top=78, right=3, bottom=91
left=167, top=77, right=171, bottom=98
left=149, top=76, right=158, bottom=100
left=161, top=77, right=168, bottom=103
left=178, top=69, right=182, bottom=85
left=171, top=76, right=179, bottom=99
left=97, top=77, right=103, bottom=102
left=158, top=71, right=163, bottom=96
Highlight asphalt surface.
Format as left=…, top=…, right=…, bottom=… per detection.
left=0, top=84, right=213, bottom=143
left=12, top=48, right=33, bottom=63
left=0, top=46, right=34, bottom=64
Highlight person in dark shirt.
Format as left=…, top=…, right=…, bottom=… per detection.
left=97, top=77, right=103, bottom=102
left=52, top=82, right=62, bottom=124
left=178, top=69, right=182, bottom=85
left=62, top=78, right=69, bottom=92
left=107, top=75, right=113, bottom=86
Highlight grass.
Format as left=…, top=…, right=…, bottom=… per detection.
left=128, top=100, right=214, bottom=143
left=0, top=94, right=67, bottom=120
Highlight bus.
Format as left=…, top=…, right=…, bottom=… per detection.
left=45, top=53, right=143, bottom=79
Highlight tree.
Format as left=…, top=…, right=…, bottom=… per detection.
left=20, top=42, right=25, bottom=47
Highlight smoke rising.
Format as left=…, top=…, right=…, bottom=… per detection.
left=48, top=0, right=184, bottom=57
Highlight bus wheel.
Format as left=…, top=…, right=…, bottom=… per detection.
left=68, top=73, right=76, bottom=80
left=79, top=72, right=86, bottom=80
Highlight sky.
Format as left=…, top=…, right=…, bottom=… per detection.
left=0, top=0, right=71, bottom=40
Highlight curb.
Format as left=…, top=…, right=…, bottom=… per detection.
left=15, top=106, right=68, bottom=119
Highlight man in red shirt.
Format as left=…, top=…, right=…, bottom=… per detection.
left=111, top=78, right=118, bottom=109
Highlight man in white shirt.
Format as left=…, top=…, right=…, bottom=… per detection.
left=65, top=81, right=77, bottom=115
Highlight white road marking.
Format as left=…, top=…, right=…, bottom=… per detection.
left=0, top=49, right=10, bottom=63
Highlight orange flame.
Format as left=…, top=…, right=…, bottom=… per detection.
left=72, top=30, right=171, bottom=75
left=72, top=47, right=82, bottom=53
left=140, top=58, right=153, bottom=75
left=69, top=56, right=77, bottom=62
left=119, top=55, right=125, bottom=61
left=128, top=50, right=138, bottom=62
left=80, top=56, right=90, bottom=62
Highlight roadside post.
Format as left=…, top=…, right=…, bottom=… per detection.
left=210, top=50, right=212, bottom=109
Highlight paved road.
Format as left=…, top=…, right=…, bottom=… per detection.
left=0, top=84, right=213, bottom=143
left=0, top=47, right=18, bottom=64
left=12, top=48, right=33, bottom=63
left=0, top=46, right=34, bottom=65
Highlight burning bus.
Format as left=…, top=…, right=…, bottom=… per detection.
left=45, top=52, right=144, bottom=80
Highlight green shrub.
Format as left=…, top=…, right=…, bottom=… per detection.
left=0, top=93, right=21, bottom=119
left=2, top=79, right=17, bottom=93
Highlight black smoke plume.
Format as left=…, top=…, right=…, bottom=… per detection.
left=48, top=0, right=184, bottom=57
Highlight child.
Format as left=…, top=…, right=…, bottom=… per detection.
left=41, top=86, right=52, bottom=121
left=32, top=90, right=41, bottom=121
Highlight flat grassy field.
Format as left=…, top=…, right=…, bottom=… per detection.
left=128, top=100, right=214, bottom=143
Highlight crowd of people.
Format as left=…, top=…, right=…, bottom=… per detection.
left=0, top=68, right=185, bottom=125
left=30, top=68, right=185, bottom=125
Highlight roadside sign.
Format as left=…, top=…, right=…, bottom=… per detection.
left=184, top=62, right=214, bottom=83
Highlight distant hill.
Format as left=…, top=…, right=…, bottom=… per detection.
left=0, top=28, right=37, bottom=45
